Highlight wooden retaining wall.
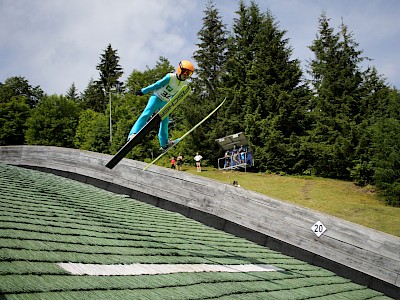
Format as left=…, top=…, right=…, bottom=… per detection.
left=0, top=145, right=398, bottom=299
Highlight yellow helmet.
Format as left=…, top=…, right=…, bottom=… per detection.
left=177, top=60, right=195, bottom=78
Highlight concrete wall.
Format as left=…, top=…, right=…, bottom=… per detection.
left=0, top=145, right=399, bottom=299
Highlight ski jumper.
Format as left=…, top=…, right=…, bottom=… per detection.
left=129, top=73, right=186, bottom=148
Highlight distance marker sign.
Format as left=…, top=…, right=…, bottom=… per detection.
left=311, top=221, right=327, bottom=237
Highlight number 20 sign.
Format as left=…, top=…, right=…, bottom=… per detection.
left=311, top=221, right=327, bottom=237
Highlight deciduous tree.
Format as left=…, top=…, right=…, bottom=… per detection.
left=25, top=95, right=80, bottom=147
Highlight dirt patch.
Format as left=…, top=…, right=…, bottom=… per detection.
left=302, top=181, right=313, bottom=201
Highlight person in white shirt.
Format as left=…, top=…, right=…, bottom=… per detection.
left=194, top=152, right=203, bottom=172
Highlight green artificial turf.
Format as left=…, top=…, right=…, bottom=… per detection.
left=0, top=164, right=392, bottom=299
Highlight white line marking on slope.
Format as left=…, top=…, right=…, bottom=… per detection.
left=58, top=263, right=282, bottom=276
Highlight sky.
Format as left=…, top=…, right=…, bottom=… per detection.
left=1, top=0, right=399, bottom=95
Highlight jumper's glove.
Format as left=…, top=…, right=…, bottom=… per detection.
left=135, top=90, right=144, bottom=96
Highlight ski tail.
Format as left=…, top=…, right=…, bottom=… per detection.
left=143, top=97, right=226, bottom=171
left=105, top=115, right=160, bottom=169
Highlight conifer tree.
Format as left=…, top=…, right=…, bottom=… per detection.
left=371, top=117, right=400, bottom=206
left=96, top=44, right=123, bottom=111
left=251, top=11, right=309, bottom=172
left=181, top=0, right=228, bottom=163
left=351, top=67, right=391, bottom=185
left=222, top=1, right=263, bottom=134
left=192, top=0, right=227, bottom=102
left=80, top=78, right=105, bottom=112
left=224, top=2, right=309, bottom=172
left=359, top=67, right=394, bottom=120
left=66, top=82, right=79, bottom=102
left=306, top=13, right=366, bottom=178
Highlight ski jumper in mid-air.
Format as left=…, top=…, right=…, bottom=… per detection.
left=128, top=60, right=195, bottom=149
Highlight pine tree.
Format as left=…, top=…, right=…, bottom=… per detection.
left=180, top=0, right=228, bottom=164
left=96, top=44, right=123, bottom=111
left=193, top=0, right=228, bottom=102
left=371, top=117, right=400, bottom=206
left=224, top=2, right=309, bottom=172
left=66, top=82, right=79, bottom=102
left=359, top=67, right=394, bottom=120
left=80, top=78, right=105, bottom=112
left=222, top=1, right=263, bottom=134
left=306, top=13, right=366, bottom=179
left=351, top=67, right=391, bottom=185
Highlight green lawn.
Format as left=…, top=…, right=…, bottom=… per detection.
left=181, top=166, right=400, bottom=237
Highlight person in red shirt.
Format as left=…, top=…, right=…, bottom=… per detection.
left=170, top=156, right=176, bottom=169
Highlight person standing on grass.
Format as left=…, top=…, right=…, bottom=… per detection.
left=177, top=153, right=184, bottom=171
left=224, top=150, right=231, bottom=168
left=170, top=156, right=176, bottom=169
left=194, top=152, right=203, bottom=172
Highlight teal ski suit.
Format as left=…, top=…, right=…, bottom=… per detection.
left=129, top=73, right=187, bottom=148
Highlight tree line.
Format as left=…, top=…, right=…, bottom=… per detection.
left=1, top=1, right=399, bottom=206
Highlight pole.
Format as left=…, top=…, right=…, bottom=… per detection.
left=109, top=91, right=112, bottom=142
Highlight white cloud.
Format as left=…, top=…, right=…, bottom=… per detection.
left=1, top=0, right=399, bottom=94
left=1, top=0, right=199, bottom=94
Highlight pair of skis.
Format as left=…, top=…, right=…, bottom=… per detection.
left=142, top=97, right=226, bottom=171
left=105, top=85, right=225, bottom=170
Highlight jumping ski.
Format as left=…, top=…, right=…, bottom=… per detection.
left=143, top=97, right=226, bottom=171
left=105, top=85, right=191, bottom=169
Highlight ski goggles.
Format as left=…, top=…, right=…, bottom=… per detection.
left=181, top=69, right=193, bottom=76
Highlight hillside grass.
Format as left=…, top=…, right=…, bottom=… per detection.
left=174, top=165, right=400, bottom=237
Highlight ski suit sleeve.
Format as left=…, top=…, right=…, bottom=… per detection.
left=141, top=74, right=171, bottom=95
